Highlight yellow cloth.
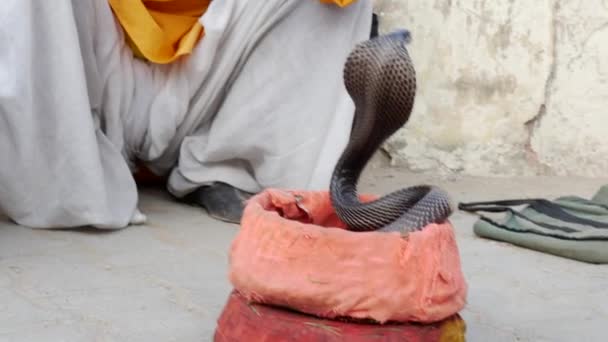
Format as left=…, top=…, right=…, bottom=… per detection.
left=319, top=0, right=356, bottom=7
left=109, top=0, right=357, bottom=64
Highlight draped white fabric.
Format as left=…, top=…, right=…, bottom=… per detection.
left=0, top=0, right=372, bottom=229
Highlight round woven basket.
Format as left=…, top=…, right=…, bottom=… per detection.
left=228, top=189, right=468, bottom=324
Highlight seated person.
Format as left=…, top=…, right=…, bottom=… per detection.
left=0, top=0, right=373, bottom=228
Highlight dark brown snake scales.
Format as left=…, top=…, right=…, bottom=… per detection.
left=329, top=30, right=454, bottom=234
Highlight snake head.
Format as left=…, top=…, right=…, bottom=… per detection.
left=343, top=28, right=415, bottom=103
left=385, top=29, right=412, bottom=46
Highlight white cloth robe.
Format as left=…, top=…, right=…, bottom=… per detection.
left=0, top=0, right=373, bottom=229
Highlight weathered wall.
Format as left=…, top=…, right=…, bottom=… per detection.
left=373, top=0, right=608, bottom=177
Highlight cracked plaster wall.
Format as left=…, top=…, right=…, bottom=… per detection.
left=373, top=0, right=608, bottom=177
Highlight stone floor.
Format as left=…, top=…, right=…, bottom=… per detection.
left=1, top=168, right=607, bottom=342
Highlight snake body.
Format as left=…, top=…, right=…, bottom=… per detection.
left=329, top=30, right=453, bottom=233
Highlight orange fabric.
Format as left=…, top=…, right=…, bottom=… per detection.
left=319, top=0, right=357, bottom=7
left=108, top=0, right=358, bottom=64
left=108, top=0, right=210, bottom=64
left=229, top=189, right=468, bottom=324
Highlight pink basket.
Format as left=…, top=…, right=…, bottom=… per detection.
left=228, top=189, right=468, bottom=324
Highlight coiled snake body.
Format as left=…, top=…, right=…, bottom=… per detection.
left=329, top=30, right=453, bottom=234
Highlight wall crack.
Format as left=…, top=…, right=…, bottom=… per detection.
left=523, top=0, right=559, bottom=173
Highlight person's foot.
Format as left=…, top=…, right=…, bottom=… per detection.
left=183, top=182, right=254, bottom=224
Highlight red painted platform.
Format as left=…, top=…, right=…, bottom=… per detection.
left=214, top=291, right=466, bottom=342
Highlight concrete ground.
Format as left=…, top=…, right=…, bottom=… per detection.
left=1, top=166, right=607, bottom=342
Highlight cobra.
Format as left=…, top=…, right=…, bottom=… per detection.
left=329, top=30, right=454, bottom=234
